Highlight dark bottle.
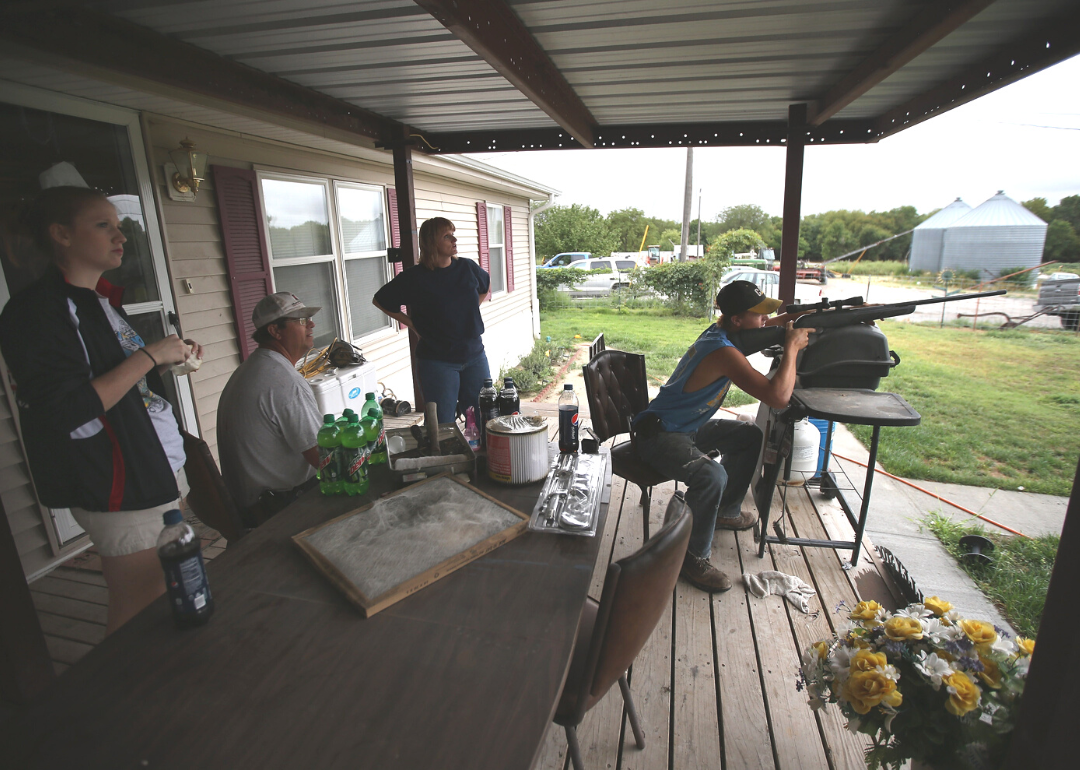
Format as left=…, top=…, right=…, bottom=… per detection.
left=558, top=383, right=580, bottom=453
left=478, top=378, right=499, bottom=447
left=157, top=509, right=214, bottom=627
left=497, top=377, right=520, bottom=416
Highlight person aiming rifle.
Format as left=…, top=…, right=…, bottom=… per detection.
left=632, top=281, right=814, bottom=593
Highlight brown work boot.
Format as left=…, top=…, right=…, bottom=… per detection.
left=715, top=507, right=757, bottom=531
left=681, top=552, right=732, bottom=593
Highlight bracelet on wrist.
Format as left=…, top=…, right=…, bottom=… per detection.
left=138, top=347, right=158, bottom=367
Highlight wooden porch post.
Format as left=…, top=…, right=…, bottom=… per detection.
left=1005, top=453, right=1079, bottom=768
left=779, top=103, right=807, bottom=306
left=391, top=135, right=424, bottom=408
left=0, top=496, right=54, bottom=705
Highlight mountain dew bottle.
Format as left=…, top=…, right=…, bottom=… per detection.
left=317, top=414, right=343, bottom=496
left=362, top=392, right=387, bottom=465
left=360, top=414, right=379, bottom=473
left=340, top=414, right=369, bottom=496
left=336, top=408, right=355, bottom=428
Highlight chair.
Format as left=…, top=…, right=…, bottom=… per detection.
left=181, top=430, right=247, bottom=544
left=582, top=349, right=672, bottom=541
left=553, top=494, right=692, bottom=770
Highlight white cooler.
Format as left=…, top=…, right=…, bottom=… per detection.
left=308, top=362, right=379, bottom=418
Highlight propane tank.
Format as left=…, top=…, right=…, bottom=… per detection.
left=788, top=418, right=821, bottom=484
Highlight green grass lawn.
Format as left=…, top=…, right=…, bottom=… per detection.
left=542, top=306, right=1080, bottom=496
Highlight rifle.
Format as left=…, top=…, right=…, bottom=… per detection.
left=726, top=290, right=1006, bottom=355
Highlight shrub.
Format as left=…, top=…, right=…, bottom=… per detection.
left=633, top=260, right=712, bottom=315
left=498, top=338, right=568, bottom=393
left=997, top=266, right=1034, bottom=286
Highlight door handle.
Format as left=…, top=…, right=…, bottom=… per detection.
left=168, top=311, right=182, bottom=335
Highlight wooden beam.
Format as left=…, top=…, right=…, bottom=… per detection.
left=0, top=5, right=401, bottom=147
left=779, top=104, right=807, bottom=307
left=413, top=0, right=597, bottom=148
left=390, top=134, right=424, bottom=408
left=874, top=6, right=1080, bottom=140
left=809, top=0, right=994, bottom=126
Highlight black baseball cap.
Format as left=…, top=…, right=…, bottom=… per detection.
left=716, top=281, right=784, bottom=316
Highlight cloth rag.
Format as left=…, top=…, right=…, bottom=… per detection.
left=742, top=570, right=817, bottom=614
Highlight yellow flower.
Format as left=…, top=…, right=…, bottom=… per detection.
left=850, top=650, right=887, bottom=673
left=924, top=596, right=953, bottom=616
left=850, top=600, right=883, bottom=622
left=959, top=619, right=997, bottom=647
left=884, top=615, right=923, bottom=642
left=1016, top=637, right=1035, bottom=656
left=977, top=655, right=1002, bottom=689
left=812, top=641, right=829, bottom=659
left=944, top=671, right=981, bottom=716
left=842, top=670, right=903, bottom=715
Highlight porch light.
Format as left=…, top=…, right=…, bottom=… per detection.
left=169, top=138, right=207, bottom=197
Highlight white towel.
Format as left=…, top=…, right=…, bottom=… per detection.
left=742, top=570, right=817, bottom=614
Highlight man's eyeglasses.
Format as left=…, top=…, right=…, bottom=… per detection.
left=287, top=317, right=314, bottom=327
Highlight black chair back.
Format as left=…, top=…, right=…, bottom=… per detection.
left=582, top=349, right=650, bottom=443
left=181, top=430, right=246, bottom=543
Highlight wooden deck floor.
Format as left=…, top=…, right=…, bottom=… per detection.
left=27, top=401, right=902, bottom=769
left=533, top=461, right=904, bottom=770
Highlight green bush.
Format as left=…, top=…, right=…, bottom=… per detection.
left=997, top=266, right=1034, bottom=287
left=498, top=338, right=568, bottom=394
left=633, top=260, right=711, bottom=315
left=829, top=259, right=912, bottom=276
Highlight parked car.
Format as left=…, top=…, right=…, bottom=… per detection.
left=539, top=251, right=591, bottom=268
left=559, top=258, right=638, bottom=296
left=1035, top=274, right=1080, bottom=330
left=721, top=267, right=779, bottom=298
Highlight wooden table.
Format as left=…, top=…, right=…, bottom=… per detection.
left=3, top=458, right=611, bottom=770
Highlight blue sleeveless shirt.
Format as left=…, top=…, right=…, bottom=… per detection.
left=635, top=324, right=735, bottom=434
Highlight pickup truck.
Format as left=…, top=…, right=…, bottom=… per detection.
left=1035, top=275, right=1080, bottom=330
left=771, top=260, right=827, bottom=284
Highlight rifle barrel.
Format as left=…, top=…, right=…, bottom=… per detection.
left=884, top=289, right=1005, bottom=308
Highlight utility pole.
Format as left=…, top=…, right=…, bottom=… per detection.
left=696, top=188, right=702, bottom=251
left=680, top=146, right=692, bottom=262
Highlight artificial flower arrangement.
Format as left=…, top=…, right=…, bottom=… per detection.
left=799, top=596, right=1034, bottom=770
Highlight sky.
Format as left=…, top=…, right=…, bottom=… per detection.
left=468, top=55, right=1080, bottom=222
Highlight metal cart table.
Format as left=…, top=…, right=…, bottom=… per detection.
left=754, top=388, right=921, bottom=567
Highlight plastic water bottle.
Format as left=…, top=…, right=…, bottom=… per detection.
left=340, top=414, right=369, bottom=496
left=558, top=383, right=579, bottom=453
left=317, top=414, right=343, bottom=495
left=362, top=392, right=387, bottom=465
left=478, top=378, right=499, bottom=448
left=498, top=377, right=520, bottom=416
left=463, top=406, right=481, bottom=453
left=157, top=509, right=214, bottom=627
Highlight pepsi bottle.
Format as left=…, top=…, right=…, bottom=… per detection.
left=498, top=377, right=520, bottom=416
left=478, top=378, right=499, bottom=447
left=157, top=509, right=214, bottom=627
left=558, top=383, right=579, bottom=453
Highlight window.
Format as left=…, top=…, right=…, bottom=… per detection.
left=616, top=261, right=636, bottom=271
left=259, top=174, right=390, bottom=349
left=486, top=203, right=505, bottom=293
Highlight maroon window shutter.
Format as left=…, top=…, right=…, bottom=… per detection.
left=503, top=205, right=514, bottom=293
left=387, top=187, right=403, bottom=276
left=476, top=201, right=490, bottom=274
left=213, top=165, right=272, bottom=361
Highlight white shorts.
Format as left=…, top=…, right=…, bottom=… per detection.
left=69, top=469, right=190, bottom=557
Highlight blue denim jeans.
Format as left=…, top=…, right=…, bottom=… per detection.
left=415, top=351, right=491, bottom=424
left=636, top=419, right=763, bottom=559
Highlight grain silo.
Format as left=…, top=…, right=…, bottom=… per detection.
left=910, top=198, right=972, bottom=273
left=940, top=191, right=1047, bottom=278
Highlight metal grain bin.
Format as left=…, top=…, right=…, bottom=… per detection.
left=940, top=191, right=1047, bottom=279
left=910, top=198, right=971, bottom=273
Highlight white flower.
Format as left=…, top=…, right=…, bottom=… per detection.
left=991, top=636, right=1016, bottom=655
left=913, top=651, right=953, bottom=690
left=942, top=608, right=963, bottom=626
left=881, top=663, right=901, bottom=682
left=924, top=617, right=963, bottom=645
left=896, top=604, right=933, bottom=620
left=830, top=645, right=856, bottom=680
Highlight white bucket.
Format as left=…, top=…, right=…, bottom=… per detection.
left=486, top=415, right=549, bottom=484
left=789, top=418, right=821, bottom=483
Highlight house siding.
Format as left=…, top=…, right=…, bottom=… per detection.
left=144, top=117, right=543, bottom=461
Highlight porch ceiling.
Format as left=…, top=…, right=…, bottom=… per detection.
left=1, top=0, right=1078, bottom=153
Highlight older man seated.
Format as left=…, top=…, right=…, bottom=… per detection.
left=217, top=292, right=322, bottom=523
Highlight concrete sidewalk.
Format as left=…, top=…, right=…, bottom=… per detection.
left=816, top=423, right=1066, bottom=634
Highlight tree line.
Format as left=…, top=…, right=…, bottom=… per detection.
left=535, top=197, right=1080, bottom=264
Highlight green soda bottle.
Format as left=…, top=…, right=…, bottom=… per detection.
left=360, top=414, right=379, bottom=475
left=362, top=392, right=387, bottom=465
left=336, top=408, right=355, bottom=428
left=316, top=414, right=343, bottom=496
left=340, top=414, right=369, bottom=496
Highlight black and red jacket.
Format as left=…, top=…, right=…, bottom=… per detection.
left=0, top=267, right=178, bottom=511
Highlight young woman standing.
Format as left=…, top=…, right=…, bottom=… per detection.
left=372, top=217, right=491, bottom=423
left=0, top=186, right=202, bottom=634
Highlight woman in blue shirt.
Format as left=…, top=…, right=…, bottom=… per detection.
left=373, top=217, right=491, bottom=423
